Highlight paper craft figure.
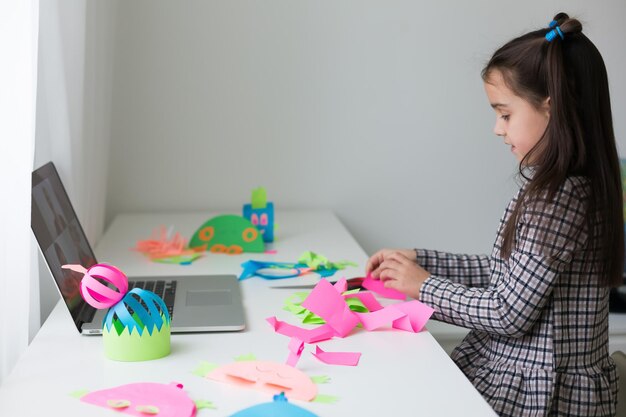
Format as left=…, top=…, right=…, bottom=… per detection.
left=243, top=187, right=275, bottom=242
left=193, top=357, right=338, bottom=404
left=62, top=263, right=171, bottom=361
left=230, top=393, right=318, bottom=417
left=189, top=215, right=265, bottom=254
left=76, top=382, right=215, bottom=417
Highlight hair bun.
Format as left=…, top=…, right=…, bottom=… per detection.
left=553, top=12, right=583, bottom=35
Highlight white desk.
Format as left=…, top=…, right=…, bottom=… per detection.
left=0, top=210, right=496, bottom=416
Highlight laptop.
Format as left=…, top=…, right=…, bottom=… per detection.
left=31, top=162, right=246, bottom=335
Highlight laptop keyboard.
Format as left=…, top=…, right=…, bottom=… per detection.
left=128, top=279, right=177, bottom=319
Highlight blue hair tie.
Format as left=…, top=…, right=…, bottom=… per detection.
left=545, top=26, right=564, bottom=42
left=548, top=20, right=558, bottom=28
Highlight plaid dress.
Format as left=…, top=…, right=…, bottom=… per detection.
left=418, top=176, right=618, bottom=416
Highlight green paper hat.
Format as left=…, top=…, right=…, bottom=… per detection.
left=189, top=214, right=265, bottom=253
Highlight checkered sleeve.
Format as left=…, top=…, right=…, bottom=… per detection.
left=420, top=180, right=589, bottom=335
left=415, top=249, right=490, bottom=288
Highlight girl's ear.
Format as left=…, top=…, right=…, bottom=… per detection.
left=542, top=96, right=551, bottom=118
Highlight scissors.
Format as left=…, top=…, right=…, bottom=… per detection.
left=269, top=276, right=365, bottom=290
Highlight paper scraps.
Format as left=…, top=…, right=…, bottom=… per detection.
left=134, top=226, right=203, bottom=265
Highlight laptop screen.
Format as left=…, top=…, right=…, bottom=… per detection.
left=31, top=162, right=98, bottom=332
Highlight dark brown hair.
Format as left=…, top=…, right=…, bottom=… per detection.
left=482, top=12, right=624, bottom=287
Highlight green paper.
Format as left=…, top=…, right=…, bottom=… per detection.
left=234, top=353, right=257, bottom=361
left=251, top=187, right=267, bottom=209
left=195, top=400, right=217, bottom=410
left=69, top=389, right=90, bottom=399
left=192, top=361, right=219, bottom=377
left=153, top=253, right=203, bottom=265
left=103, top=322, right=171, bottom=362
left=311, top=375, right=331, bottom=384
left=313, top=394, right=340, bottom=404
left=297, top=251, right=358, bottom=271
left=189, top=215, right=265, bottom=253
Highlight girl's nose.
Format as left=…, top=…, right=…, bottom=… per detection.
left=493, top=121, right=505, bottom=137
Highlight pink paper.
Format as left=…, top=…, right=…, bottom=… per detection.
left=312, top=346, right=361, bottom=366
left=301, top=279, right=359, bottom=337
left=266, top=317, right=334, bottom=343
left=80, top=382, right=195, bottom=417
left=333, top=278, right=348, bottom=293
left=362, top=276, right=406, bottom=300
left=286, top=337, right=304, bottom=367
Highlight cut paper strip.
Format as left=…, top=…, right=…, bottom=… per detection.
left=230, top=393, right=318, bottom=417
left=311, top=346, right=361, bottom=366
left=286, top=337, right=304, bottom=367
left=189, top=215, right=265, bottom=254
left=355, top=307, right=407, bottom=331
left=80, top=382, right=196, bottom=417
left=205, top=360, right=318, bottom=402
left=362, top=276, right=406, bottom=300
left=301, top=279, right=360, bottom=337
left=266, top=317, right=334, bottom=343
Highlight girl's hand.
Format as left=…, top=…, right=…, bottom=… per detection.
left=365, top=248, right=416, bottom=278
left=378, top=251, right=431, bottom=299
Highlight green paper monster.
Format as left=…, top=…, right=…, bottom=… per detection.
left=189, top=215, right=265, bottom=254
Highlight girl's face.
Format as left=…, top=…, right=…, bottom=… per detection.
left=484, top=70, right=550, bottom=162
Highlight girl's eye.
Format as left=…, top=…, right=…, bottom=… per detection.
left=500, top=115, right=510, bottom=121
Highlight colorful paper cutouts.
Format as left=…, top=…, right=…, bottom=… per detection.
left=134, top=226, right=204, bottom=265
left=239, top=260, right=313, bottom=280
left=203, top=360, right=318, bottom=402
left=189, top=215, right=265, bottom=254
left=78, top=382, right=206, bottom=417
left=243, top=187, right=275, bottom=243
left=62, top=263, right=171, bottom=362
left=268, top=279, right=435, bottom=350
left=297, top=251, right=357, bottom=278
left=230, top=393, right=318, bottom=417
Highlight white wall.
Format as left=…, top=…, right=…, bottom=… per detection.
left=106, top=1, right=626, bottom=258
left=35, top=0, right=116, bottom=325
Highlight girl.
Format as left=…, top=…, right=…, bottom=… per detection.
left=366, top=13, right=623, bottom=417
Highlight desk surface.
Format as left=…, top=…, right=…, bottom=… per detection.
left=0, top=210, right=496, bottom=416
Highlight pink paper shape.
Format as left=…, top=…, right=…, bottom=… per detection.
left=362, top=276, right=406, bottom=300
left=286, top=337, right=304, bottom=367
left=206, top=360, right=317, bottom=402
left=80, top=382, right=195, bottom=417
left=266, top=317, right=334, bottom=343
left=312, top=346, right=361, bottom=366
left=301, top=279, right=359, bottom=337
left=390, top=300, right=435, bottom=332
